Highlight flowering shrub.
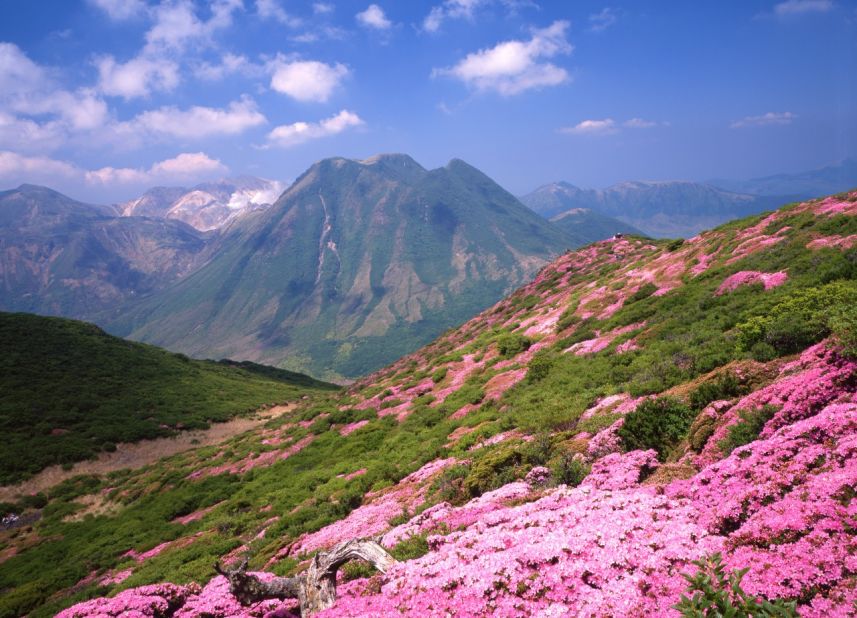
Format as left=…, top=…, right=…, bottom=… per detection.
left=525, top=465, right=552, bottom=487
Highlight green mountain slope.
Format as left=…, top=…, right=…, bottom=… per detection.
left=0, top=191, right=854, bottom=618
left=109, top=155, right=572, bottom=380
left=0, top=312, right=336, bottom=484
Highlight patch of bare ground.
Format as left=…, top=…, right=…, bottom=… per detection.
left=0, top=404, right=296, bottom=503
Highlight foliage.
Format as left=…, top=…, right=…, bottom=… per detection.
left=674, top=553, right=799, bottom=617
left=630, top=282, right=658, bottom=302
left=496, top=332, right=532, bottom=358
left=718, top=406, right=779, bottom=456
left=550, top=452, right=590, bottom=487
left=618, top=397, right=695, bottom=461
left=689, top=373, right=749, bottom=410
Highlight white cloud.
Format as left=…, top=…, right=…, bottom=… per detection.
left=88, top=0, right=145, bottom=21
left=589, top=7, right=617, bottom=33
left=0, top=42, right=46, bottom=94
left=144, top=0, right=243, bottom=53
left=266, top=109, right=364, bottom=147
left=357, top=4, right=392, bottom=29
left=423, top=0, right=485, bottom=32
left=0, top=150, right=78, bottom=180
left=623, top=117, right=658, bottom=129
left=269, top=59, right=349, bottom=103
left=313, top=2, right=334, bottom=14
left=0, top=113, right=66, bottom=153
left=96, top=55, right=180, bottom=99
left=195, top=53, right=264, bottom=81
left=560, top=118, right=618, bottom=136
left=730, top=111, right=797, bottom=128
left=86, top=152, right=228, bottom=185
left=433, top=20, right=572, bottom=95
left=256, top=0, right=302, bottom=27
left=774, top=0, right=833, bottom=16
left=133, top=97, right=267, bottom=138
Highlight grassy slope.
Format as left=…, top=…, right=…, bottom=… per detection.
left=1, top=192, right=855, bottom=617
left=0, top=312, right=336, bottom=484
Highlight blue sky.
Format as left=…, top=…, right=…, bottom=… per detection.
left=0, top=0, right=855, bottom=202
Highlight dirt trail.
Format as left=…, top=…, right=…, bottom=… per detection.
left=0, top=404, right=296, bottom=502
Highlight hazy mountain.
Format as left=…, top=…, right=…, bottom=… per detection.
left=109, top=154, right=572, bottom=380
left=0, top=184, right=209, bottom=320
left=117, top=176, right=285, bottom=232
left=549, top=207, right=646, bottom=241
left=520, top=180, right=787, bottom=238
left=708, top=158, right=857, bottom=198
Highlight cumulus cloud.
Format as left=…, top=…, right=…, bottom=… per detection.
left=266, top=109, right=364, bottom=147
left=560, top=118, right=618, bottom=136
left=88, top=0, right=145, bottom=21
left=144, top=0, right=243, bottom=53
left=96, top=54, right=180, bottom=99
left=433, top=20, right=572, bottom=95
left=269, top=59, right=349, bottom=103
left=774, top=0, right=833, bottom=16
left=589, top=8, right=617, bottom=33
left=86, top=152, right=228, bottom=185
left=0, top=42, right=46, bottom=94
left=313, top=2, right=334, bottom=14
left=195, top=53, right=264, bottom=81
left=730, top=111, right=797, bottom=128
left=423, top=0, right=485, bottom=32
left=0, top=150, right=79, bottom=180
left=132, top=97, right=267, bottom=138
left=256, top=0, right=302, bottom=27
left=357, top=4, right=392, bottom=29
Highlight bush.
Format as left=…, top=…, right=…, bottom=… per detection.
left=496, top=332, right=531, bottom=358
left=630, top=282, right=658, bottom=302
left=431, top=367, right=448, bottom=383
left=555, top=305, right=581, bottom=333
left=464, top=447, right=523, bottom=496
left=828, top=304, right=857, bottom=359
left=551, top=452, right=589, bottom=487
left=749, top=341, right=778, bottom=362
left=719, top=405, right=778, bottom=456
left=527, top=351, right=555, bottom=383
left=618, top=397, right=695, bottom=461
left=674, top=553, right=798, bottom=617
left=689, top=373, right=748, bottom=410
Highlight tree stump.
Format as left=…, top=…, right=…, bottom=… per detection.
left=216, top=538, right=397, bottom=616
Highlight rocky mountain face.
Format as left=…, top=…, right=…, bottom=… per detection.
left=7, top=190, right=854, bottom=618
left=0, top=184, right=209, bottom=320
left=521, top=180, right=789, bottom=238
left=117, top=176, right=285, bottom=232
left=109, top=154, right=572, bottom=380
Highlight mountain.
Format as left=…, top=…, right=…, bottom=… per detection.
left=709, top=158, right=857, bottom=198
left=549, top=207, right=646, bottom=242
left=117, top=176, right=285, bottom=232
left=520, top=180, right=789, bottom=238
left=0, top=312, right=336, bottom=484
left=6, top=190, right=854, bottom=618
left=0, top=184, right=210, bottom=320
left=108, top=154, right=572, bottom=380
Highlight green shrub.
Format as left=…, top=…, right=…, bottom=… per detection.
left=828, top=304, right=857, bottom=359
left=618, top=397, right=695, bottom=461
left=630, top=282, right=658, bottom=302
left=429, top=464, right=470, bottom=505
left=390, top=533, right=431, bottom=561
left=689, top=373, right=749, bottom=410
left=464, top=447, right=523, bottom=496
left=431, top=367, right=448, bottom=383
left=749, top=341, right=778, bottom=362
left=666, top=239, right=685, bottom=252
left=496, top=332, right=531, bottom=358
left=718, top=405, right=778, bottom=456
left=674, top=553, right=798, bottom=617
left=551, top=452, right=589, bottom=487
left=555, top=305, right=581, bottom=333
left=527, top=351, right=555, bottom=383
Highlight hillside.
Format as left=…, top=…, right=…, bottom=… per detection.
left=0, top=312, right=336, bottom=484
left=2, top=190, right=854, bottom=617
left=109, top=155, right=573, bottom=380
left=521, top=180, right=788, bottom=237
left=117, top=177, right=285, bottom=232
left=0, top=185, right=211, bottom=320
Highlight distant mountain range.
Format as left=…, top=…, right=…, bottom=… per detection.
left=522, top=159, right=857, bottom=238
left=116, top=176, right=285, bottom=232
left=0, top=155, right=638, bottom=381
left=520, top=181, right=788, bottom=238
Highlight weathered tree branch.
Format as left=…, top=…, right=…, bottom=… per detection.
left=214, top=539, right=397, bottom=616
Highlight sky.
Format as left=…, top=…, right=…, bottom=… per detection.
left=0, top=0, right=856, bottom=202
